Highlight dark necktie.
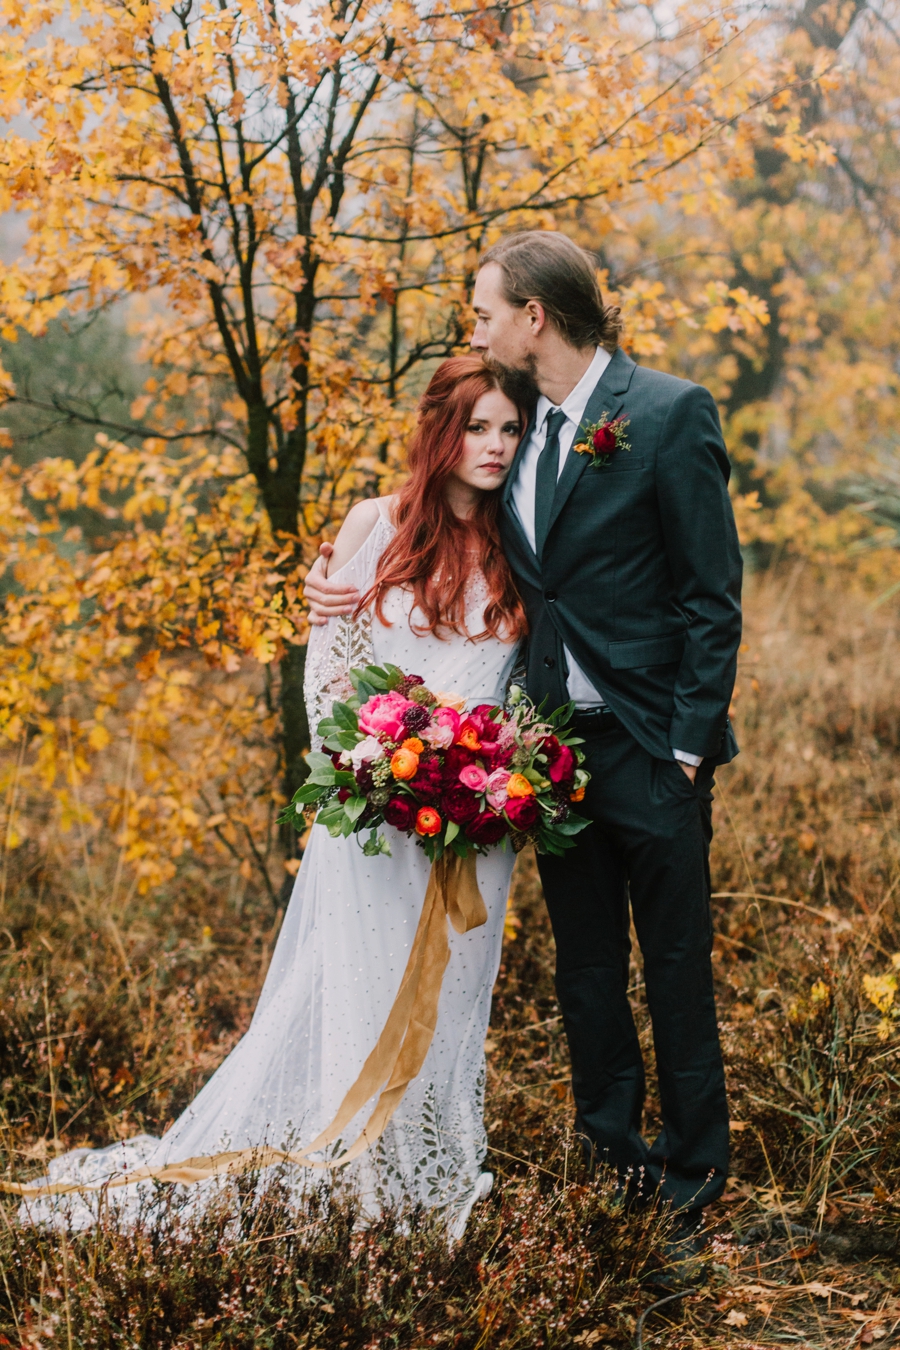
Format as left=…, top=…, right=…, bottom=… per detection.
left=533, top=407, right=568, bottom=557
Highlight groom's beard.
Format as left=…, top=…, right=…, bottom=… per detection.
left=482, top=354, right=541, bottom=416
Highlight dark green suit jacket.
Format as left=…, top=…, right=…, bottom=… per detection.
left=499, top=348, right=742, bottom=765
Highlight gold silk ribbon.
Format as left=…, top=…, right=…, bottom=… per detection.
left=2, top=851, right=487, bottom=1200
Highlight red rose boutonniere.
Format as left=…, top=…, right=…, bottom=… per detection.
left=573, top=413, right=631, bottom=468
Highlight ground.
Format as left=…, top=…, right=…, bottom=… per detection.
left=1, top=566, right=899, bottom=1347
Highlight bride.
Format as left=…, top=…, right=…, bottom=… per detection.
left=15, top=355, right=529, bottom=1239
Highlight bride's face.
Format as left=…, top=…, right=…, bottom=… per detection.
left=449, top=388, right=522, bottom=498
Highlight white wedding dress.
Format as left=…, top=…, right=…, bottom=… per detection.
left=20, top=503, right=519, bottom=1238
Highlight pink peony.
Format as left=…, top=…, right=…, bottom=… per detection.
left=434, top=706, right=461, bottom=739
left=459, top=763, right=489, bottom=792
left=357, top=690, right=414, bottom=743
left=485, top=768, right=511, bottom=811
left=422, top=721, right=455, bottom=750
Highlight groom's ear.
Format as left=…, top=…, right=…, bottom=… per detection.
left=524, top=298, right=547, bottom=335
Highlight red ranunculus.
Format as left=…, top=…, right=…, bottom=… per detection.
left=467, top=809, right=508, bottom=845
left=337, top=787, right=351, bottom=804
left=592, top=423, right=617, bottom=455
left=384, top=796, right=416, bottom=831
left=548, top=744, right=576, bottom=784
left=442, top=786, right=480, bottom=824
left=505, top=794, right=540, bottom=830
left=415, top=806, right=442, bottom=837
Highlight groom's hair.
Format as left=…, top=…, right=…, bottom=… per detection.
left=480, top=231, right=622, bottom=351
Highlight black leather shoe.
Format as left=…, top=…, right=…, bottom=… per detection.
left=647, top=1211, right=710, bottom=1290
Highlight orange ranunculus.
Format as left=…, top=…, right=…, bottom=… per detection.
left=415, top=806, right=442, bottom=836
left=391, top=748, right=420, bottom=780
left=456, top=720, right=482, bottom=751
left=401, top=736, right=425, bottom=754
left=506, top=773, right=535, bottom=798
left=569, top=785, right=586, bottom=802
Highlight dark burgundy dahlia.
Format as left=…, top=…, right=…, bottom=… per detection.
left=467, top=809, right=508, bottom=846
left=384, top=796, right=416, bottom=830
left=442, top=745, right=476, bottom=784
left=442, top=786, right=480, bottom=825
left=410, top=751, right=443, bottom=798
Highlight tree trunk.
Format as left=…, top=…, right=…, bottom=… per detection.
left=244, top=391, right=312, bottom=856
left=279, top=640, right=310, bottom=861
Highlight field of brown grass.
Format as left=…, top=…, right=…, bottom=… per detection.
left=1, top=566, right=899, bottom=1349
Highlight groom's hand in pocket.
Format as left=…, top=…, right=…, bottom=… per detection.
left=304, top=544, right=361, bottom=625
left=677, top=761, right=698, bottom=784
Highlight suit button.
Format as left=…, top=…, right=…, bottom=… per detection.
left=543, top=656, right=555, bottom=669
left=545, top=590, right=557, bottom=602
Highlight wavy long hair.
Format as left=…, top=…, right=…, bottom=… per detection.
left=360, top=356, right=529, bottom=642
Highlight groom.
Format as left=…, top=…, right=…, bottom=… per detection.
left=471, top=231, right=740, bottom=1233
left=306, top=230, right=741, bottom=1236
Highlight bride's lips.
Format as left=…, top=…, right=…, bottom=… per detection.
left=480, top=461, right=508, bottom=475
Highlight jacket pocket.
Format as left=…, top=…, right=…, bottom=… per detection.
left=602, top=455, right=644, bottom=473
left=608, top=633, right=685, bottom=668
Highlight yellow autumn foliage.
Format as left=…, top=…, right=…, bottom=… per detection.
left=0, top=0, right=890, bottom=902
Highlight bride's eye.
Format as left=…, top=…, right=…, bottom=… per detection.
left=467, top=422, right=485, bottom=433
left=502, top=422, right=520, bottom=434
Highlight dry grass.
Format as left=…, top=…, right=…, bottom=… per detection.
left=2, top=565, right=900, bottom=1348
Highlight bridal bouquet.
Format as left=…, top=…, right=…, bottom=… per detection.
left=280, top=663, right=590, bottom=859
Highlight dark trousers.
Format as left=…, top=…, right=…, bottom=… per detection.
left=537, top=712, right=729, bottom=1213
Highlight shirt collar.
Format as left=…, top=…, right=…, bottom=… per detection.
left=535, top=346, right=613, bottom=430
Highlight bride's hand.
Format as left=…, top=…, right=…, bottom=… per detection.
left=305, top=544, right=361, bottom=625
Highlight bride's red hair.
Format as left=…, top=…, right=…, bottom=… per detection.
left=361, top=356, right=529, bottom=641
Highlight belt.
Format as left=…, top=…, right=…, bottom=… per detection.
left=572, top=705, right=618, bottom=731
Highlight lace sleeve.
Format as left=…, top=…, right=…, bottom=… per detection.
left=303, top=512, right=393, bottom=749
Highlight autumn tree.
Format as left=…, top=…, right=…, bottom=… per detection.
left=0, top=0, right=798, bottom=896
left=575, top=0, right=900, bottom=580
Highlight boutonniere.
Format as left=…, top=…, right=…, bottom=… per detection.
left=573, top=413, right=631, bottom=468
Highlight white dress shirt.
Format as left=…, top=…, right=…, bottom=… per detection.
left=510, top=346, right=703, bottom=766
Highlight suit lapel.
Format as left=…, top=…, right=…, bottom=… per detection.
left=542, top=348, right=636, bottom=551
